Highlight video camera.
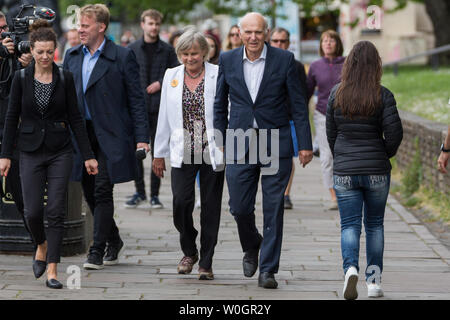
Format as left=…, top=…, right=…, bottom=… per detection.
left=1, top=4, right=56, bottom=55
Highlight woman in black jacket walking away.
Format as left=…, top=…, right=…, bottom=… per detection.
left=326, top=41, right=403, bottom=300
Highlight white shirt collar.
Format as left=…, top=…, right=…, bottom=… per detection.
left=243, top=43, right=267, bottom=62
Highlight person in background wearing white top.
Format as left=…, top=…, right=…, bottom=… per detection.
left=152, top=28, right=225, bottom=281
left=438, top=125, right=450, bottom=174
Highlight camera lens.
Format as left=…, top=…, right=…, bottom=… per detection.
left=17, top=41, right=31, bottom=54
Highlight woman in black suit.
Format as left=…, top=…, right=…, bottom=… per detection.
left=0, top=20, right=98, bottom=289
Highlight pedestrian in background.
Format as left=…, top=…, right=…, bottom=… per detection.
left=127, top=9, right=179, bottom=209
left=169, top=30, right=183, bottom=48
left=60, top=29, right=80, bottom=63
left=205, top=33, right=221, bottom=65
left=307, top=30, right=345, bottom=210
left=223, top=25, right=242, bottom=51
left=438, top=125, right=450, bottom=173
left=0, top=20, right=98, bottom=289
left=153, top=28, right=225, bottom=280
left=269, top=27, right=307, bottom=210
left=326, top=40, right=403, bottom=300
left=63, top=4, right=149, bottom=270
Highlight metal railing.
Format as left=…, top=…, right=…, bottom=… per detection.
left=383, top=43, right=450, bottom=76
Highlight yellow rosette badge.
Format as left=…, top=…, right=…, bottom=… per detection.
left=171, top=79, right=178, bottom=87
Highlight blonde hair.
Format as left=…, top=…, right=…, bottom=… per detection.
left=80, top=4, right=110, bottom=31
left=175, top=27, right=210, bottom=63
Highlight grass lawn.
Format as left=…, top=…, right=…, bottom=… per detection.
left=382, top=65, right=450, bottom=124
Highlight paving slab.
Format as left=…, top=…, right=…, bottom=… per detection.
left=0, top=158, right=449, bottom=300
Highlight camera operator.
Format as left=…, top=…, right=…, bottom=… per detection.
left=0, top=10, right=33, bottom=234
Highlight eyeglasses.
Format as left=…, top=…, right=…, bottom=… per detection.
left=0, top=25, right=8, bottom=31
left=271, top=39, right=288, bottom=44
left=229, top=33, right=239, bottom=37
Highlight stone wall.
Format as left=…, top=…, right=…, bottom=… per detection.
left=396, top=110, right=449, bottom=195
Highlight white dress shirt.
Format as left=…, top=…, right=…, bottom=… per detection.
left=243, top=44, right=267, bottom=128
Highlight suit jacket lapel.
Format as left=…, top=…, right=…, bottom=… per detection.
left=85, top=56, right=108, bottom=92
left=85, top=39, right=115, bottom=92
left=255, top=43, right=274, bottom=104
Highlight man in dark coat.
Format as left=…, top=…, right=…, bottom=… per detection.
left=127, top=9, right=179, bottom=209
left=63, top=4, right=149, bottom=270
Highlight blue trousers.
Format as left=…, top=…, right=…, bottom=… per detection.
left=226, top=158, right=292, bottom=273
left=334, top=174, right=390, bottom=282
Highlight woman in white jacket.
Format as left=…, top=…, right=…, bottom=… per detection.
left=152, top=28, right=224, bottom=280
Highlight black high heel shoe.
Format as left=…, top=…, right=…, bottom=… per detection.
left=32, top=249, right=47, bottom=279
left=46, top=279, right=63, bottom=289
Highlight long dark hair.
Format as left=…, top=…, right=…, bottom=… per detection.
left=334, top=41, right=382, bottom=118
left=205, top=32, right=221, bottom=65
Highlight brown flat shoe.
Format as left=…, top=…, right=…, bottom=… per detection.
left=198, top=267, right=214, bottom=280
left=177, top=254, right=198, bottom=274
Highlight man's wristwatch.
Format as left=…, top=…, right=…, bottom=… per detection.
left=441, top=143, right=450, bottom=153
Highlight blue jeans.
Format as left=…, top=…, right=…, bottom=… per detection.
left=333, top=174, right=390, bottom=282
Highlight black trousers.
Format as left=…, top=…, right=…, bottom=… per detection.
left=134, top=112, right=160, bottom=198
left=5, top=157, right=33, bottom=237
left=81, top=120, right=120, bottom=253
left=171, top=161, right=224, bottom=270
left=19, top=145, right=73, bottom=263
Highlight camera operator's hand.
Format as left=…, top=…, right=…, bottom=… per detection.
left=1, top=37, right=14, bottom=55
left=18, top=53, right=32, bottom=67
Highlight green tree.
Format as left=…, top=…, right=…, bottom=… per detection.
left=58, top=0, right=202, bottom=23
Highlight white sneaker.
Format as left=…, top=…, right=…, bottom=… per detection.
left=367, top=282, right=384, bottom=298
left=343, top=266, right=358, bottom=300
left=328, top=200, right=338, bottom=210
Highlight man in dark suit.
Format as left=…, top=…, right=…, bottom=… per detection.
left=127, top=9, right=179, bottom=209
left=213, top=12, right=313, bottom=289
left=63, top=4, right=149, bottom=270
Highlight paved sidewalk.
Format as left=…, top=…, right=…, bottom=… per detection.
left=0, top=158, right=449, bottom=300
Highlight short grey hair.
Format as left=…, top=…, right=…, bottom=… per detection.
left=271, top=27, right=290, bottom=39
left=238, top=12, right=269, bottom=34
left=0, top=11, right=6, bottom=20
left=175, top=27, right=210, bottom=63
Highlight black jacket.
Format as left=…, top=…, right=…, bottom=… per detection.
left=0, top=56, right=27, bottom=160
left=326, top=84, right=403, bottom=175
left=128, top=37, right=179, bottom=114
left=1, top=61, right=94, bottom=161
